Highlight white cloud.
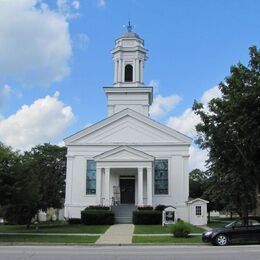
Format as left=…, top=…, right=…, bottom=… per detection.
left=149, top=79, right=160, bottom=95
left=150, top=95, right=182, bottom=117
left=72, top=1, right=80, bottom=9
left=201, top=85, right=222, bottom=104
left=74, top=33, right=90, bottom=50
left=97, top=0, right=105, bottom=7
left=0, top=0, right=72, bottom=85
left=167, top=86, right=221, bottom=137
left=0, top=92, right=75, bottom=150
left=56, top=0, right=80, bottom=19
left=167, top=108, right=200, bottom=137
left=0, top=85, right=12, bottom=109
left=166, top=85, right=222, bottom=171
left=57, top=141, right=65, bottom=147
left=189, top=146, right=208, bottom=171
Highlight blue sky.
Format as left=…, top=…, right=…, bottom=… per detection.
left=0, top=0, right=259, bottom=170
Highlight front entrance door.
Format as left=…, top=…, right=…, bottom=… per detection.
left=120, top=178, right=135, bottom=204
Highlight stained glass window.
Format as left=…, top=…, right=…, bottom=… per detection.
left=154, top=159, right=168, bottom=195
left=86, top=160, right=96, bottom=194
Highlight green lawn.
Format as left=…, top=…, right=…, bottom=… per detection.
left=132, top=235, right=202, bottom=244
left=207, top=221, right=229, bottom=229
left=134, top=225, right=205, bottom=234
left=0, top=223, right=109, bottom=234
left=0, top=234, right=98, bottom=243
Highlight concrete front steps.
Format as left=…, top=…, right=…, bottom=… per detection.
left=112, top=204, right=136, bottom=224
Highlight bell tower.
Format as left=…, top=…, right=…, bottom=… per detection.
left=112, top=21, right=147, bottom=87
left=104, top=22, right=153, bottom=117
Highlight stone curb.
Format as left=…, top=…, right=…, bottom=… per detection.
left=0, top=242, right=207, bottom=246
left=0, top=233, right=101, bottom=236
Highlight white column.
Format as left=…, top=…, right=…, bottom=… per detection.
left=104, top=167, right=110, bottom=206
left=138, top=167, right=143, bottom=206
left=96, top=167, right=102, bottom=205
left=64, top=156, right=73, bottom=218
left=114, top=60, right=118, bottom=83
left=136, top=59, right=140, bottom=82
left=140, top=60, right=144, bottom=83
left=118, top=59, right=122, bottom=82
left=133, top=60, right=136, bottom=82
left=147, top=167, right=152, bottom=206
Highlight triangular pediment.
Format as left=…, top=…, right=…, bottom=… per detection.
left=64, top=109, right=192, bottom=145
left=94, top=146, right=154, bottom=162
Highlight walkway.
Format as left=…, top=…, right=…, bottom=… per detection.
left=95, top=224, right=134, bottom=244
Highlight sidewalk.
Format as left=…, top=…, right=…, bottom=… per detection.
left=95, top=224, right=134, bottom=244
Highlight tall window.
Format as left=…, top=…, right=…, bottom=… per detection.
left=125, top=64, right=133, bottom=82
left=86, top=160, right=96, bottom=194
left=154, top=159, right=168, bottom=195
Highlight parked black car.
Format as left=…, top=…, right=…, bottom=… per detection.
left=202, top=217, right=260, bottom=246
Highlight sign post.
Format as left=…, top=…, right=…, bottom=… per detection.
left=162, top=206, right=176, bottom=226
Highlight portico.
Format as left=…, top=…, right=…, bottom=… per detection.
left=94, top=146, right=153, bottom=207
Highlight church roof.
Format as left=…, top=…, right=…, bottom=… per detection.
left=120, top=31, right=141, bottom=39
left=64, top=108, right=192, bottom=146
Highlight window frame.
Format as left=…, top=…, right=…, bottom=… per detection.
left=124, top=64, right=133, bottom=82
left=86, top=160, right=96, bottom=195
left=195, top=205, right=202, bottom=216
left=154, top=159, right=169, bottom=195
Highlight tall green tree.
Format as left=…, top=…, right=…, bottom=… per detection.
left=193, top=46, right=260, bottom=220
left=24, top=143, right=67, bottom=211
left=189, top=168, right=208, bottom=199
left=0, top=143, right=40, bottom=227
left=0, top=143, right=67, bottom=226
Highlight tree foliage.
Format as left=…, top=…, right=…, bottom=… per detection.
left=189, top=169, right=207, bottom=199
left=0, top=142, right=66, bottom=226
left=24, top=143, right=67, bottom=211
left=192, top=46, right=260, bottom=219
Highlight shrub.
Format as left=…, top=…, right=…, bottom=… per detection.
left=137, top=206, right=153, bottom=211
left=81, top=209, right=114, bottom=225
left=0, top=207, right=3, bottom=218
left=155, top=204, right=167, bottom=212
left=170, top=220, right=192, bottom=237
left=3, top=204, right=38, bottom=226
left=68, top=218, right=81, bottom=224
left=86, top=205, right=110, bottom=210
left=133, top=210, right=161, bottom=224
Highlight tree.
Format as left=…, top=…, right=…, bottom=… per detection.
left=0, top=143, right=40, bottom=227
left=0, top=143, right=67, bottom=226
left=189, top=168, right=224, bottom=221
left=189, top=169, right=208, bottom=199
left=192, top=46, right=260, bottom=221
left=24, top=143, right=67, bottom=211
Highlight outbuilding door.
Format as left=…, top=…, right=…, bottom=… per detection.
left=120, top=178, right=135, bottom=204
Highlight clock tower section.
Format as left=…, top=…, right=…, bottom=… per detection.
left=104, top=22, right=153, bottom=117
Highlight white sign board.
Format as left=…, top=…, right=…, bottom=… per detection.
left=162, top=206, right=176, bottom=226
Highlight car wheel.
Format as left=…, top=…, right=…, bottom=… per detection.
left=215, top=234, right=228, bottom=246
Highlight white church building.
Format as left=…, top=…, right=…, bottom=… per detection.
left=64, top=24, right=208, bottom=225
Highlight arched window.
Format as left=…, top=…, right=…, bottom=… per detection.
left=125, top=64, right=133, bottom=82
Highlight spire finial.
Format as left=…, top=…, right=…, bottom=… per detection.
left=127, top=19, right=132, bottom=32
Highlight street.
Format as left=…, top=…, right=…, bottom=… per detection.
left=0, top=245, right=260, bottom=260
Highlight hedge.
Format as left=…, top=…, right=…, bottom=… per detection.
left=155, top=204, right=167, bottom=212
left=137, top=206, right=153, bottom=211
left=132, top=210, right=161, bottom=224
left=81, top=210, right=114, bottom=225
left=86, top=205, right=110, bottom=210
left=68, top=218, right=82, bottom=224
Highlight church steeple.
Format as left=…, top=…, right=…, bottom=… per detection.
left=111, top=24, right=148, bottom=87
left=104, top=26, right=153, bottom=117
